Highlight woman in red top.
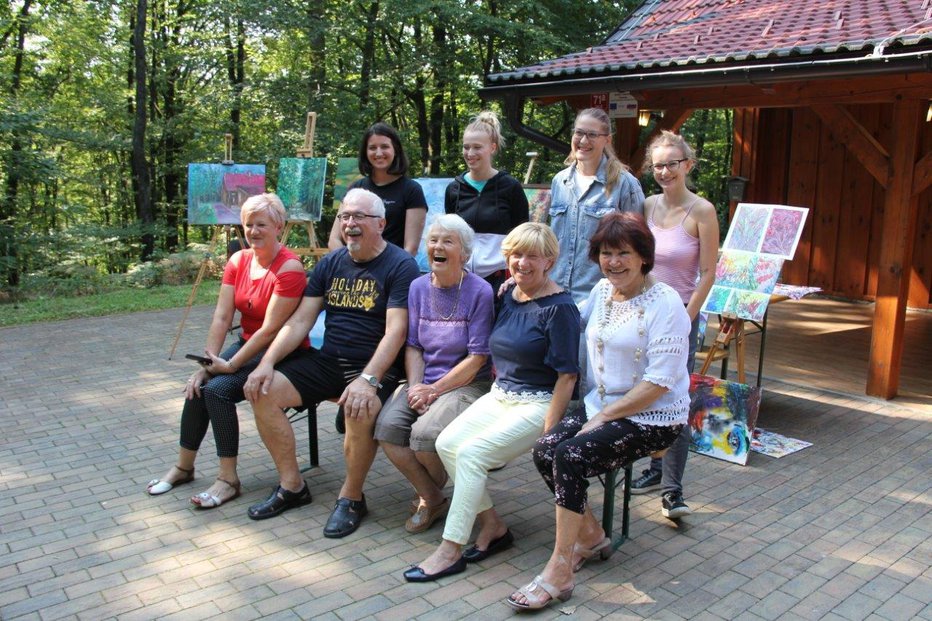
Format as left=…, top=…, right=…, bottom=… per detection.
left=146, top=193, right=306, bottom=508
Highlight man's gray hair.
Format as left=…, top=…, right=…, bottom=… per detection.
left=342, top=188, right=385, bottom=218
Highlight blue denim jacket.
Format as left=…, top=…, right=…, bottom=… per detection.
left=549, top=156, right=645, bottom=303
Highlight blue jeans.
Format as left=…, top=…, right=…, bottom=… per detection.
left=648, top=313, right=700, bottom=495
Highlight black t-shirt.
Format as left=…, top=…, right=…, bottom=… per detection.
left=307, top=244, right=420, bottom=363
left=349, top=176, right=427, bottom=249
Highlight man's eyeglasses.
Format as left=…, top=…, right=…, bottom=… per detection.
left=336, top=212, right=381, bottom=223
left=651, top=159, right=688, bottom=172
left=572, top=128, right=608, bottom=141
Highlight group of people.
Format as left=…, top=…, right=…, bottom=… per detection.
left=145, top=107, right=718, bottom=610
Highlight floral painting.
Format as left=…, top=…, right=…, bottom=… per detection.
left=688, top=373, right=761, bottom=465
left=525, top=185, right=551, bottom=223
left=277, top=157, right=327, bottom=221
left=723, top=203, right=770, bottom=252
left=702, top=286, right=733, bottom=315
left=187, top=163, right=265, bottom=225
left=729, top=290, right=772, bottom=322
left=715, top=251, right=757, bottom=290
left=759, top=206, right=808, bottom=259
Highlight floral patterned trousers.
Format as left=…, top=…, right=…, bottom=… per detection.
left=533, top=407, right=684, bottom=514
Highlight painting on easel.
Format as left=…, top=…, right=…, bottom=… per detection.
left=723, top=203, right=809, bottom=260
left=413, top=178, right=453, bottom=272
left=332, top=157, right=363, bottom=210
left=277, top=157, right=327, bottom=221
left=688, top=373, right=761, bottom=465
left=524, top=185, right=551, bottom=223
left=187, top=164, right=265, bottom=225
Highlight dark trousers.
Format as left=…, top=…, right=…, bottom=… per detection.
left=533, top=407, right=683, bottom=514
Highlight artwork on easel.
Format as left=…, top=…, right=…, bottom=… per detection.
left=413, top=178, right=453, bottom=272
left=524, top=185, right=551, bottom=223
left=332, top=157, right=363, bottom=210
left=688, top=373, right=761, bottom=465
left=723, top=203, right=809, bottom=260
left=277, top=158, right=327, bottom=221
left=703, top=203, right=808, bottom=322
left=187, top=163, right=265, bottom=225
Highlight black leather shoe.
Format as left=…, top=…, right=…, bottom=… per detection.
left=403, top=556, right=467, bottom=582
left=247, top=483, right=311, bottom=520
left=462, top=529, right=514, bottom=563
left=323, top=495, right=368, bottom=538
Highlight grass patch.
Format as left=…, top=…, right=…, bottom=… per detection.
left=0, top=282, right=221, bottom=328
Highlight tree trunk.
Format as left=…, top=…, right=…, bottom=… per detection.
left=225, top=16, right=246, bottom=149
left=1, top=0, right=33, bottom=286
left=428, top=22, right=447, bottom=175
left=359, top=1, right=379, bottom=108
left=132, top=0, right=154, bottom=260
left=306, top=0, right=326, bottom=113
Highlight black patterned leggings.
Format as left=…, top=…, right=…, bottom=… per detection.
left=179, top=339, right=264, bottom=458
left=533, top=406, right=684, bottom=514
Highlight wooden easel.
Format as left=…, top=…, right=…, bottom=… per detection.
left=279, top=112, right=329, bottom=261
left=168, top=134, right=244, bottom=359
left=698, top=314, right=748, bottom=384
left=523, top=151, right=539, bottom=184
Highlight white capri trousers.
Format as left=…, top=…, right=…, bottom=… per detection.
left=435, top=390, right=549, bottom=545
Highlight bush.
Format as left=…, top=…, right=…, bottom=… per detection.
left=125, top=244, right=225, bottom=288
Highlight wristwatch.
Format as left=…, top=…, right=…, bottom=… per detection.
left=360, top=373, right=382, bottom=389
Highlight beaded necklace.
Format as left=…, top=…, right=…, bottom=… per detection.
left=594, top=280, right=648, bottom=404
left=430, top=270, right=465, bottom=321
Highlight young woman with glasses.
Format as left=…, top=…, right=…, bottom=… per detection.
left=627, top=130, right=719, bottom=519
left=547, top=107, right=645, bottom=304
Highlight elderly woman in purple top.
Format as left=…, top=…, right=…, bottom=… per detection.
left=375, top=214, right=495, bottom=534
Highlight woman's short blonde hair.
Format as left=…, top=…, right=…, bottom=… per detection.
left=501, top=222, right=559, bottom=262
left=241, top=193, right=287, bottom=228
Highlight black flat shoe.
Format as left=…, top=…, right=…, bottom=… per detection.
left=247, top=483, right=311, bottom=520
left=403, top=556, right=467, bottom=582
left=462, top=529, right=514, bottom=563
left=323, top=495, right=368, bottom=538
left=335, top=409, right=345, bottom=434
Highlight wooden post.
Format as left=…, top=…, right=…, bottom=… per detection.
left=866, top=98, right=922, bottom=398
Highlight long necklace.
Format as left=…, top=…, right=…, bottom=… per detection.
left=594, top=281, right=648, bottom=404
left=430, top=270, right=464, bottom=320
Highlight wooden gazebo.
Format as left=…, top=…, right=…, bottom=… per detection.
left=480, top=0, right=932, bottom=399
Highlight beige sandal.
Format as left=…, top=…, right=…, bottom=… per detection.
left=191, top=478, right=241, bottom=509
left=572, top=536, right=613, bottom=572
left=506, top=575, right=574, bottom=610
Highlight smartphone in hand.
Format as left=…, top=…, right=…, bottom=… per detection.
left=185, top=354, right=213, bottom=366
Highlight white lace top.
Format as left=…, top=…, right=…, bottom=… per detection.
left=580, top=279, right=691, bottom=426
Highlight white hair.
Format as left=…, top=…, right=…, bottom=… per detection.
left=342, top=188, right=385, bottom=218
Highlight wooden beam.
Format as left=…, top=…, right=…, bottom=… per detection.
left=812, top=104, right=891, bottom=188
left=866, top=98, right=923, bottom=399
left=911, top=150, right=932, bottom=196
left=629, top=108, right=693, bottom=173
left=634, top=73, right=932, bottom=110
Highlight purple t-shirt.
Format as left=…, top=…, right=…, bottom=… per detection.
left=407, top=271, right=494, bottom=384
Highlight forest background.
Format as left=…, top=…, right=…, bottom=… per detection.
left=0, top=0, right=733, bottom=300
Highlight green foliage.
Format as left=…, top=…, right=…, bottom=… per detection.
left=1, top=0, right=736, bottom=293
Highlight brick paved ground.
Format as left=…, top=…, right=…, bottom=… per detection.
left=0, top=306, right=929, bottom=620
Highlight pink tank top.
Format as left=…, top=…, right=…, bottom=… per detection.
left=648, top=199, right=701, bottom=304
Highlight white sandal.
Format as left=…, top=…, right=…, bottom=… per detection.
left=146, top=466, right=194, bottom=496
left=506, top=575, right=574, bottom=610
left=191, top=478, right=241, bottom=509
left=573, top=536, right=613, bottom=572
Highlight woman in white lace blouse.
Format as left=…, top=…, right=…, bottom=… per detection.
left=507, top=212, right=690, bottom=611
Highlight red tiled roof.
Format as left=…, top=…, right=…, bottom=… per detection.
left=223, top=173, right=264, bottom=191
left=487, top=0, right=932, bottom=84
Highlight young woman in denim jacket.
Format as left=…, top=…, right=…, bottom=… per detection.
left=548, top=108, right=645, bottom=304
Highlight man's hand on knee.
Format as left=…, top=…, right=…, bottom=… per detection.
left=339, top=377, right=381, bottom=421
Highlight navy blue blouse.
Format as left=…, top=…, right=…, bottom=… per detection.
left=489, top=287, right=580, bottom=396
